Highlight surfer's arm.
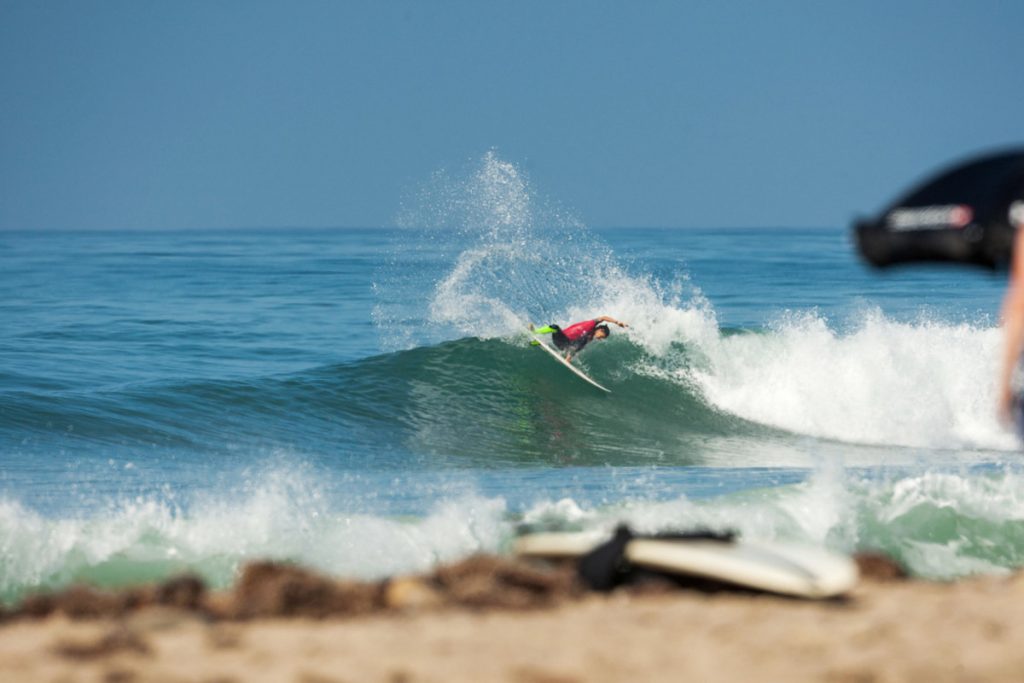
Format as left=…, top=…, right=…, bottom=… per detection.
left=998, top=228, right=1024, bottom=421
left=596, top=315, right=628, bottom=328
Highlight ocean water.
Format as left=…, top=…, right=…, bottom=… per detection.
left=1, top=154, right=1021, bottom=602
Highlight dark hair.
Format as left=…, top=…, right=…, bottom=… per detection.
left=595, top=324, right=611, bottom=337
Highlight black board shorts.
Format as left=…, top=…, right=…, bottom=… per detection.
left=548, top=324, right=588, bottom=353
left=550, top=326, right=569, bottom=350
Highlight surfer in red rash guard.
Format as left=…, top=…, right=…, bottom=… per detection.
left=531, top=315, right=628, bottom=362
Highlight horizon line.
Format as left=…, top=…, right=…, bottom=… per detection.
left=0, top=223, right=847, bottom=233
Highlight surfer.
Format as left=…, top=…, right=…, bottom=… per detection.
left=530, top=316, right=628, bottom=362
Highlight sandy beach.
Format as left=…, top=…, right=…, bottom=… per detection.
left=2, top=556, right=1024, bottom=683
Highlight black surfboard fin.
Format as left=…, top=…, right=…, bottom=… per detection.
left=576, top=525, right=737, bottom=592
left=853, top=148, right=1024, bottom=270
left=577, top=525, right=634, bottom=591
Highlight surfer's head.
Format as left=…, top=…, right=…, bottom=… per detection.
left=595, top=324, right=610, bottom=339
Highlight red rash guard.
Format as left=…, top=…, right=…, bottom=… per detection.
left=561, top=319, right=597, bottom=341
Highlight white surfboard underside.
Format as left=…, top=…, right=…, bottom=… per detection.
left=514, top=531, right=858, bottom=599
left=529, top=332, right=611, bottom=393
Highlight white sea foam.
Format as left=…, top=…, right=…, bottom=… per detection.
left=4, top=464, right=1024, bottom=599
left=568, top=263, right=1010, bottom=453
left=516, top=466, right=1024, bottom=580
left=412, top=152, right=715, bottom=351
left=0, top=468, right=509, bottom=601
left=421, top=152, right=617, bottom=340
left=680, top=311, right=1015, bottom=450
left=618, top=297, right=1015, bottom=450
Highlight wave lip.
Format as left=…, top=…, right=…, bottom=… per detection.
left=1, top=332, right=750, bottom=468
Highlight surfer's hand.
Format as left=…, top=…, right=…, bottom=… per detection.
left=618, top=321, right=628, bottom=328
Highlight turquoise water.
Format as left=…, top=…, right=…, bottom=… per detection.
left=1, top=154, right=1021, bottom=601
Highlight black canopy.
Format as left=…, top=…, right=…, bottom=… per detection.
left=854, top=149, right=1024, bottom=270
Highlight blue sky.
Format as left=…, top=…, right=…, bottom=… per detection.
left=1, top=1, right=1021, bottom=230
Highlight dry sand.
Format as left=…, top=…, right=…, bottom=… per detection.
left=3, top=560, right=1024, bottom=683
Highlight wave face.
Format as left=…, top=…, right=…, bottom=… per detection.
left=2, top=311, right=1013, bottom=476
left=0, top=336, right=744, bottom=472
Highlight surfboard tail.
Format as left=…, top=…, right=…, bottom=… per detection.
left=528, top=329, right=611, bottom=392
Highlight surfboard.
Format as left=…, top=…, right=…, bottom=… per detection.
left=529, top=331, right=611, bottom=393
left=514, top=530, right=858, bottom=599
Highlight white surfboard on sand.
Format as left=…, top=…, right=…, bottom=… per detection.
left=529, top=331, right=611, bottom=393
left=514, top=531, right=858, bottom=599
